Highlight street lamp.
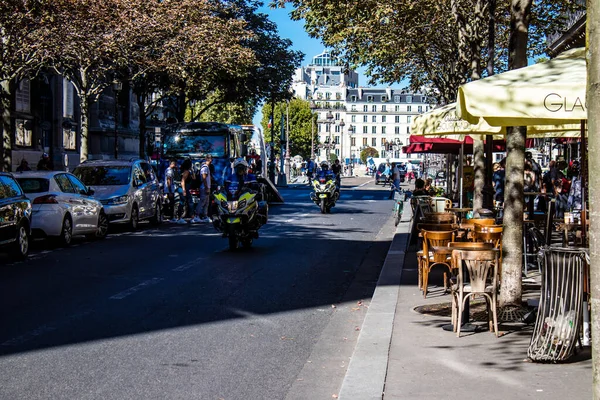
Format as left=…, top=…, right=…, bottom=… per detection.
left=338, top=119, right=345, bottom=163
left=112, top=80, right=122, bottom=159
left=309, top=100, right=319, bottom=160
left=319, top=110, right=335, bottom=161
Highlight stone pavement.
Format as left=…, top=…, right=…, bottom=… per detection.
left=339, top=203, right=592, bottom=399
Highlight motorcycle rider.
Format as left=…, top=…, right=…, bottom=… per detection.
left=316, top=161, right=339, bottom=193
left=331, top=159, right=342, bottom=187
left=224, top=158, right=261, bottom=199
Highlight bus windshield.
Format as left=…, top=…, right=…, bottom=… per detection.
left=164, top=134, right=226, bottom=157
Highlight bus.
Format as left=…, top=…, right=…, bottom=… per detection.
left=160, top=122, right=282, bottom=203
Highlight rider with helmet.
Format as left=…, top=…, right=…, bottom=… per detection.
left=224, top=158, right=261, bottom=199
left=316, top=161, right=339, bottom=193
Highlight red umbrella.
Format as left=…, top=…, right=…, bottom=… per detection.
left=403, top=135, right=506, bottom=154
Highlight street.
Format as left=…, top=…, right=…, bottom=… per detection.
left=0, top=177, right=398, bottom=400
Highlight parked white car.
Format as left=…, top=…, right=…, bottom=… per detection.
left=15, top=171, right=108, bottom=245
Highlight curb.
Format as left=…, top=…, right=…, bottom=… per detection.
left=338, top=217, right=411, bottom=399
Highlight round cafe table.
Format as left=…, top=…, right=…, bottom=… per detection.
left=447, top=207, right=473, bottom=223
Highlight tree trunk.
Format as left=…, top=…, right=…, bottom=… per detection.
left=79, top=94, right=90, bottom=163
left=0, top=80, right=11, bottom=171
left=473, top=137, right=485, bottom=212
left=587, top=1, right=599, bottom=396
left=499, top=0, right=531, bottom=308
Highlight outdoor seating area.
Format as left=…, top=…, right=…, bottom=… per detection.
left=407, top=193, right=590, bottom=362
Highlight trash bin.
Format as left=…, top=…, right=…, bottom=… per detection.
left=527, top=246, right=589, bottom=362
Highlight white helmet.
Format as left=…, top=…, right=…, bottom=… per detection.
left=234, top=158, right=249, bottom=169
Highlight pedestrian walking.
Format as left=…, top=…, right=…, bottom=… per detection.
left=191, top=155, right=212, bottom=223
left=176, top=159, right=193, bottom=224
left=164, top=159, right=177, bottom=222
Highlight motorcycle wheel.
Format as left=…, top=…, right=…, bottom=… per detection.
left=320, top=198, right=326, bottom=214
left=394, top=204, right=403, bottom=227
left=228, top=235, right=239, bottom=250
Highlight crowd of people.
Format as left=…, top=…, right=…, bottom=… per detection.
left=491, top=151, right=582, bottom=219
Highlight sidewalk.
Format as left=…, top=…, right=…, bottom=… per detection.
left=339, top=206, right=592, bottom=399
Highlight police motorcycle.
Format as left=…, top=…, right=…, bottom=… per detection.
left=310, top=162, right=340, bottom=214
left=212, top=159, right=268, bottom=250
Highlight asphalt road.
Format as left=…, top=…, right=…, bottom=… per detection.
left=0, top=177, right=398, bottom=400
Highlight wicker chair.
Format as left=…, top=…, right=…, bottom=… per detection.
left=451, top=249, right=500, bottom=337
left=420, top=230, right=456, bottom=298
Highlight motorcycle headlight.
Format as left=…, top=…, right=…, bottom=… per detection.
left=109, top=195, right=128, bottom=205
left=237, top=199, right=247, bottom=209
left=221, top=200, right=228, bottom=209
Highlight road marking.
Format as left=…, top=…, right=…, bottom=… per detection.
left=172, top=257, right=207, bottom=272
left=109, top=278, right=163, bottom=300
left=356, top=180, right=373, bottom=188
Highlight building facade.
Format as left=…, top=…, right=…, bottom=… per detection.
left=5, top=73, right=164, bottom=172
left=292, top=52, right=432, bottom=163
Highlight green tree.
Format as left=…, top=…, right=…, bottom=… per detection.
left=360, top=147, right=379, bottom=164
left=260, top=99, right=319, bottom=161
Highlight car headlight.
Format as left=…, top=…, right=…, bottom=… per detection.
left=109, top=195, right=128, bottom=205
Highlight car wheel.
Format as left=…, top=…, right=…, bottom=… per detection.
left=11, top=222, right=29, bottom=260
left=58, top=216, right=73, bottom=246
left=150, top=202, right=162, bottom=226
left=130, top=205, right=139, bottom=230
left=88, top=211, right=109, bottom=240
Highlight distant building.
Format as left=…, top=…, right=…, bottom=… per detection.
left=293, top=51, right=432, bottom=163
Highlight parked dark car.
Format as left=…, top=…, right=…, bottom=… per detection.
left=0, top=173, right=32, bottom=260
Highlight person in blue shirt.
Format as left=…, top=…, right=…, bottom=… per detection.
left=224, top=158, right=260, bottom=199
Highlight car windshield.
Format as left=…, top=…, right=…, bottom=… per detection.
left=16, top=178, right=50, bottom=193
left=164, top=134, right=226, bottom=157
left=73, top=166, right=131, bottom=186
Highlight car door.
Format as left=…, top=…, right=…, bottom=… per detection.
left=131, top=163, right=148, bottom=217
left=66, top=173, right=99, bottom=233
left=54, top=173, right=86, bottom=234
left=0, top=175, right=28, bottom=245
left=140, top=162, right=158, bottom=217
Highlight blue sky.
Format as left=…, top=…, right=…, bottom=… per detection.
left=252, top=4, right=370, bottom=126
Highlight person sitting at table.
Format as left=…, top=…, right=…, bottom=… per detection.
left=413, top=178, right=428, bottom=196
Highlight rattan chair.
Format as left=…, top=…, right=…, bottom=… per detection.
left=420, top=230, right=456, bottom=298
left=451, top=249, right=500, bottom=337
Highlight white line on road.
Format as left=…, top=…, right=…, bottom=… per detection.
left=353, top=180, right=373, bottom=189
left=172, top=256, right=207, bottom=272
left=109, top=278, right=164, bottom=300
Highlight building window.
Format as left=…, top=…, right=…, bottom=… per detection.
left=326, top=92, right=331, bottom=99
left=418, top=106, right=423, bottom=113
left=406, top=95, right=412, bottom=103
left=367, top=96, right=373, bottom=102
left=363, top=126, right=368, bottom=134
left=382, top=116, right=387, bottom=123
left=335, top=125, right=340, bottom=133
left=381, top=138, right=386, bottom=146
left=15, top=119, right=32, bottom=146
left=335, top=112, right=340, bottom=120
left=351, top=115, right=356, bottom=123
left=63, top=128, right=76, bottom=150
left=363, top=138, right=368, bottom=146
left=363, top=115, right=368, bottom=123
left=336, top=92, right=342, bottom=100
left=335, top=148, right=339, bottom=156
left=372, top=126, right=377, bottom=134
left=382, top=126, right=386, bottom=134
left=351, top=95, right=357, bottom=102
left=325, top=124, right=331, bottom=132
left=395, top=115, right=400, bottom=123
left=351, top=105, right=357, bottom=111
left=372, top=105, right=376, bottom=112
left=334, top=136, right=340, bottom=144
left=407, top=106, right=412, bottom=112
left=382, top=105, right=387, bottom=112
left=351, top=137, right=356, bottom=146
left=394, top=95, right=401, bottom=103
left=372, top=138, right=376, bottom=146
left=15, top=79, right=30, bottom=113
left=407, top=116, right=412, bottom=123
left=395, top=105, right=400, bottom=112
left=363, top=105, right=368, bottom=112
left=381, top=96, right=387, bottom=102
left=372, top=115, right=376, bottom=123
left=395, top=126, right=400, bottom=134
left=407, top=126, right=410, bottom=134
